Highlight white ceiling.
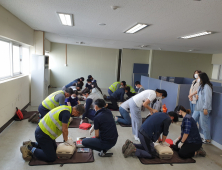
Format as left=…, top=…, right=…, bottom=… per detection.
left=0, top=0, right=222, bottom=54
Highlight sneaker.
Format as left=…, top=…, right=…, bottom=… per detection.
left=28, top=113, right=37, bottom=122
left=124, top=143, right=136, bottom=158
left=196, top=147, right=206, bottom=157
left=122, top=139, right=132, bottom=154
left=22, top=140, right=32, bottom=146
left=20, top=145, right=32, bottom=161
left=31, top=116, right=39, bottom=124
left=134, top=136, right=140, bottom=142
left=98, top=151, right=113, bottom=157
left=203, top=139, right=211, bottom=144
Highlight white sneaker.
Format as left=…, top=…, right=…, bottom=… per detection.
left=134, top=136, right=140, bottom=142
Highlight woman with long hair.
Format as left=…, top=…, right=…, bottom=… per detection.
left=188, top=70, right=202, bottom=115
left=173, top=105, right=206, bottom=158
left=192, top=72, right=213, bottom=144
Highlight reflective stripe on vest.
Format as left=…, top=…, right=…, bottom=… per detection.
left=128, top=85, right=136, bottom=93
left=109, top=82, right=120, bottom=92
left=42, top=90, right=64, bottom=110
left=39, top=106, right=72, bottom=140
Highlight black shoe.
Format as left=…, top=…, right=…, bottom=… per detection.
left=98, top=151, right=113, bottom=157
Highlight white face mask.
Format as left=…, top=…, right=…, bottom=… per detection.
left=83, top=96, right=86, bottom=99
left=71, top=96, right=76, bottom=99
left=197, top=78, right=200, bottom=83
left=135, top=86, right=139, bottom=89
left=156, top=97, right=162, bottom=100
left=88, top=83, right=91, bottom=85
left=194, top=74, right=198, bottom=79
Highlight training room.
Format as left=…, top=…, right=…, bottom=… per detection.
left=0, top=0, right=222, bottom=169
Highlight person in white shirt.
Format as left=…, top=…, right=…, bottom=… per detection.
left=188, top=70, right=201, bottom=115
left=129, top=89, right=167, bottom=141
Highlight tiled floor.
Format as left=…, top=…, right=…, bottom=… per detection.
left=0, top=88, right=221, bottom=170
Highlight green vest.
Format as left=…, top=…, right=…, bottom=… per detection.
left=128, top=85, right=136, bottom=93
left=39, top=105, right=72, bottom=140
left=109, top=82, right=121, bottom=92
left=42, top=90, right=64, bottom=110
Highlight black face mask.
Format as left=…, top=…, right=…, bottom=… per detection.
left=177, top=113, right=183, bottom=118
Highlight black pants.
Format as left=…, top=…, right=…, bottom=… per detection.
left=107, top=96, right=118, bottom=110
left=172, top=139, right=202, bottom=159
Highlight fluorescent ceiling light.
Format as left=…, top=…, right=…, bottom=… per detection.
left=124, top=23, right=149, bottom=34
left=57, top=13, right=74, bottom=26
left=179, top=31, right=212, bottom=39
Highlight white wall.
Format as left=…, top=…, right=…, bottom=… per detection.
left=49, top=43, right=119, bottom=88
left=45, top=39, right=51, bottom=52
left=120, top=49, right=150, bottom=86
left=150, top=50, right=213, bottom=79
left=212, top=53, right=222, bottom=65
left=0, top=76, right=30, bottom=127
left=0, top=5, right=34, bottom=46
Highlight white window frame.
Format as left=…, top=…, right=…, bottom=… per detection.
left=0, top=38, right=28, bottom=81
left=212, top=64, right=222, bottom=80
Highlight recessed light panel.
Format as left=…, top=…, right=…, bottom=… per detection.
left=179, top=31, right=212, bottom=39
left=124, top=23, right=149, bottom=34
left=57, top=13, right=74, bottom=26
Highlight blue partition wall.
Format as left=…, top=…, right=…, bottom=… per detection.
left=211, top=81, right=222, bottom=87
left=149, top=77, right=161, bottom=90
left=182, top=78, right=194, bottom=84
left=178, top=84, right=191, bottom=109
left=161, top=81, right=179, bottom=112
left=210, top=92, right=222, bottom=145
left=141, top=76, right=149, bottom=90
left=174, top=77, right=184, bottom=84
left=213, top=86, right=222, bottom=93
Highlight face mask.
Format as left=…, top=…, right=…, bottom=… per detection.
left=136, top=86, right=139, bottom=89
left=83, top=96, right=86, bottom=99
left=156, top=97, right=162, bottom=100
left=197, top=78, right=200, bottom=83
left=71, top=96, right=76, bottom=99
left=88, top=83, right=91, bottom=85
left=194, top=74, right=198, bottom=79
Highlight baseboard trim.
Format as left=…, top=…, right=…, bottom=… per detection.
left=200, top=134, right=222, bottom=150
left=0, top=102, right=30, bottom=134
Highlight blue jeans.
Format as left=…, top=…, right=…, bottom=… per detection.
left=33, top=126, right=57, bottom=162
left=108, top=89, right=113, bottom=96
left=82, top=138, right=116, bottom=152
left=83, top=109, right=96, bottom=121
left=134, top=131, right=156, bottom=158
left=192, top=110, right=211, bottom=140
left=189, top=102, right=196, bottom=116
left=117, top=107, right=131, bottom=125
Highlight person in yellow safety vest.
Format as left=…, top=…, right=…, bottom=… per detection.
left=29, top=88, right=74, bottom=123
left=20, top=104, right=85, bottom=162
left=108, top=81, right=126, bottom=96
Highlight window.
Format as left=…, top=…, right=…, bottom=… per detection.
left=0, top=38, right=30, bottom=80
left=13, top=45, right=21, bottom=74
left=0, top=40, right=11, bottom=79
left=212, top=64, right=222, bottom=80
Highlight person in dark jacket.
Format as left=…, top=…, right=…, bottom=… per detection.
left=105, top=86, right=130, bottom=110
left=82, top=99, right=118, bottom=157
left=122, top=112, right=178, bottom=158
left=173, top=105, right=206, bottom=158
left=62, top=77, right=84, bottom=91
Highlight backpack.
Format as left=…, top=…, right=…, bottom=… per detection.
left=14, top=107, right=24, bottom=120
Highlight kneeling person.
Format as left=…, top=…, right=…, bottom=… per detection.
left=20, top=104, right=85, bottom=162
left=123, top=112, right=178, bottom=158
left=82, top=99, right=118, bottom=157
